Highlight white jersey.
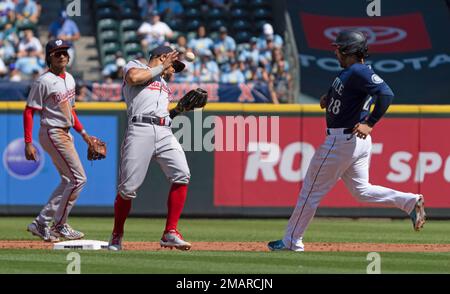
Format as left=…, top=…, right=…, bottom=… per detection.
left=122, top=60, right=172, bottom=119
left=26, top=71, right=76, bottom=128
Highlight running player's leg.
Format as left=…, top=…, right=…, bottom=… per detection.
left=341, top=136, right=418, bottom=213
left=282, top=136, right=352, bottom=251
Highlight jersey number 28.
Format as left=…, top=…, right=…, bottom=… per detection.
left=327, top=97, right=341, bottom=115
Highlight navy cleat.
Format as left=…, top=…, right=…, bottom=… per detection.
left=268, top=240, right=289, bottom=251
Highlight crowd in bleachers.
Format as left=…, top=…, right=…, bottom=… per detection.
left=98, top=0, right=293, bottom=103
left=0, top=0, right=81, bottom=82
left=0, top=0, right=43, bottom=81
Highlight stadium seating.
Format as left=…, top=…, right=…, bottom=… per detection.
left=93, top=0, right=278, bottom=67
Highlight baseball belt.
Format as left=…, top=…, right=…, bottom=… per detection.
left=326, top=128, right=353, bottom=135
left=131, top=115, right=171, bottom=127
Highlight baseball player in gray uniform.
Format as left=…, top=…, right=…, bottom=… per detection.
left=24, top=39, right=97, bottom=241
left=108, top=46, right=207, bottom=251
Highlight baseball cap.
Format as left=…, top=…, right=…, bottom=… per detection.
left=263, top=23, right=273, bottom=35
left=149, top=45, right=185, bottom=73
left=219, top=26, right=227, bottom=33
left=60, top=10, right=68, bottom=19
left=46, top=39, right=70, bottom=55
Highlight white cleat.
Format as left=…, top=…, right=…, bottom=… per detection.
left=160, top=230, right=191, bottom=251
left=108, top=233, right=123, bottom=251
left=27, top=221, right=60, bottom=242
left=51, top=223, right=85, bottom=240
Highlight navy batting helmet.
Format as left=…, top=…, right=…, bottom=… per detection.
left=332, top=30, right=368, bottom=57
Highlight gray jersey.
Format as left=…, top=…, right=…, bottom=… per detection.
left=26, top=71, right=76, bottom=128
left=122, top=60, right=173, bottom=119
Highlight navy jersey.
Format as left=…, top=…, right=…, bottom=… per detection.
left=325, top=63, right=394, bottom=128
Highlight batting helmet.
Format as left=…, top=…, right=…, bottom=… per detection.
left=332, top=30, right=368, bottom=57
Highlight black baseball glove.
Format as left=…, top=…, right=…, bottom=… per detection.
left=176, top=88, right=208, bottom=112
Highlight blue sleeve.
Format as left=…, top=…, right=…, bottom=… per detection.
left=355, top=68, right=394, bottom=97
left=355, top=68, right=395, bottom=126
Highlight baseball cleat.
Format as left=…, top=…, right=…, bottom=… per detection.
left=27, top=221, right=60, bottom=242
left=160, top=229, right=191, bottom=251
left=51, top=223, right=85, bottom=240
left=108, top=233, right=123, bottom=251
left=267, top=240, right=289, bottom=251
left=410, top=195, right=426, bottom=231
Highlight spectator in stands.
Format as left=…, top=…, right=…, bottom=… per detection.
left=270, top=49, right=291, bottom=103
left=257, top=23, right=283, bottom=50
left=76, top=81, right=97, bottom=102
left=0, top=0, right=15, bottom=24
left=188, top=25, right=214, bottom=56
left=220, top=59, right=245, bottom=84
left=157, top=0, right=183, bottom=22
left=138, top=10, right=173, bottom=52
left=15, top=47, right=45, bottom=76
left=102, top=52, right=127, bottom=80
left=15, top=0, right=39, bottom=23
left=8, top=63, right=21, bottom=81
left=0, top=56, right=7, bottom=77
left=134, top=51, right=147, bottom=64
left=173, top=34, right=187, bottom=52
left=48, top=10, right=80, bottom=68
left=0, top=23, right=18, bottom=62
left=259, top=35, right=275, bottom=72
left=238, top=37, right=260, bottom=67
left=137, top=0, right=156, bottom=20
left=213, top=26, right=236, bottom=66
left=193, top=49, right=219, bottom=82
left=17, top=29, right=43, bottom=60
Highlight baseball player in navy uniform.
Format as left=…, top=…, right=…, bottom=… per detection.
left=268, top=31, right=426, bottom=252
left=108, top=46, right=207, bottom=251
left=24, top=39, right=98, bottom=241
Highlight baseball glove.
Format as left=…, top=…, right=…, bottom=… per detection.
left=87, top=136, right=107, bottom=161
left=176, top=88, right=208, bottom=112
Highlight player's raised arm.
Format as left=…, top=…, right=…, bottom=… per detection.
left=125, top=51, right=179, bottom=86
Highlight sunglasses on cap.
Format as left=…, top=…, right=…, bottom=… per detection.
left=51, top=51, right=69, bottom=57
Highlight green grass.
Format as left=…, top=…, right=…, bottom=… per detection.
left=1, top=217, right=450, bottom=273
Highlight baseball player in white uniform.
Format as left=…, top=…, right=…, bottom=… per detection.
left=108, top=46, right=207, bottom=251
left=24, top=39, right=97, bottom=241
left=268, top=31, right=426, bottom=252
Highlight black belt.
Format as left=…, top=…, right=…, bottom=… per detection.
left=131, top=116, right=169, bottom=126
left=326, top=128, right=353, bottom=135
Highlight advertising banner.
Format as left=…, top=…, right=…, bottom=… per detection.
left=288, top=0, right=450, bottom=104
left=214, top=116, right=450, bottom=208
left=0, top=114, right=118, bottom=206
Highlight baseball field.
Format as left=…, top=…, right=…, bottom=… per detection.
left=0, top=217, right=449, bottom=274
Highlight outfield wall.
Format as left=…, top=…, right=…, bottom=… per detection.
left=1, top=102, right=450, bottom=218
